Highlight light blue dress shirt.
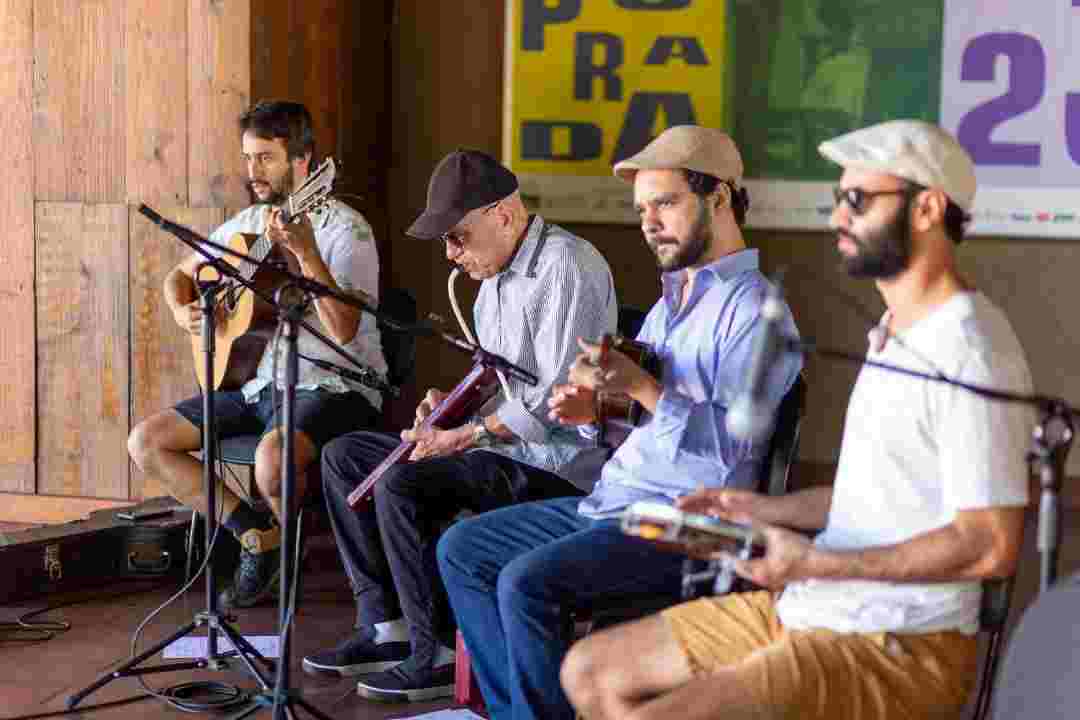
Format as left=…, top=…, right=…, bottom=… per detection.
left=578, top=249, right=802, bottom=518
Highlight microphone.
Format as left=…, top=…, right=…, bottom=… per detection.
left=300, top=355, right=399, bottom=397
left=726, top=276, right=787, bottom=441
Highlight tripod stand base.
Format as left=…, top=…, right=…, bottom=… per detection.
left=66, top=611, right=275, bottom=710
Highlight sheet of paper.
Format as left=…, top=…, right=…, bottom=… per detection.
left=161, top=634, right=280, bottom=659
left=390, top=709, right=487, bottom=720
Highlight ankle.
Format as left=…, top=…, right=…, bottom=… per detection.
left=237, top=525, right=281, bottom=554
left=434, top=643, right=455, bottom=668
left=373, top=618, right=408, bottom=644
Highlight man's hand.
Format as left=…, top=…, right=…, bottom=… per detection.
left=676, top=488, right=768, bottom=525
left=172, top=300, right=225, bottom=335
left=547, top=383, right=597, bottom=425
left=403, top=425, right=473, bottom=461
left=568, top=338, right=657, bottom=402
left=727, top=523, right=814, bottom=590
left=413, top=389, right=449, bottom=428
left=267, top=208, right=319, bottom=264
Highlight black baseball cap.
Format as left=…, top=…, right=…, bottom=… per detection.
left=406, top=149, right=519, bottom=240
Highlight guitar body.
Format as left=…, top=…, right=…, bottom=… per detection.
left=191, top=232, right=302, bottom=391
left=186, top=156, right=339, bottom=391
left=596, top=335, right=662, bottom=448
left=347, top=362, right=501, bottom=507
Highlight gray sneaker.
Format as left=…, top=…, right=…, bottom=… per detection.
left=355, top=655, right=455, bottom=703
left=218, top=527, right=281, bottom=609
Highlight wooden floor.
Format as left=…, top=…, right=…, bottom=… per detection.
left=2, top=508, right=1079, bottom=720
left=0, top=538, right=457, bottom=720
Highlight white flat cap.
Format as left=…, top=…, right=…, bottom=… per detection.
left=819, top=120, right=976, bottom=211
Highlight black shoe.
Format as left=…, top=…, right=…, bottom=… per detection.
left=302, top=629, right=410, bottom=677
left=219, top=527, right=281, bottom=609
left=355, top=654, right=455, bottom=703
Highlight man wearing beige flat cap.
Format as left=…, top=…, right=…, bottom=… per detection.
left=438, top=125, right=801, bottom=720
left=561, top=120, right=1033, bottom=720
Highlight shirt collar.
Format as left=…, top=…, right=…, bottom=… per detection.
left=503, top=215, right=546, bottom=278
left=661, top=248, right=760, bottom=295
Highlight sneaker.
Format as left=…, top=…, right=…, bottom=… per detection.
left=302, top=630, right=410, bottom=676
left=355, top=654, right=455, bottom=703
left=219, top=527, right=281, bottom=609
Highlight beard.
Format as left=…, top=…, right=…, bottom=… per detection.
left=649, top=198, right=711, bottom=272
left=246, top=165, right=295, bottom=207
left=838, top=203, right=911, bottom=279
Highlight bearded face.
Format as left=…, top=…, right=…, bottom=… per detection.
left=836, top=195, right=912, bottom=279
left=647, top=194, right=713, bottom=273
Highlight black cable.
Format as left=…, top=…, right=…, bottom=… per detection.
left=161, top=680, right=248, bottom=714
left=122, top=444, right=257, bottom=712
left=809, top=282, right=950, bottom=381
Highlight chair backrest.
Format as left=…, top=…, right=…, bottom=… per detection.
left=377, top=287, right=418, bottom=390
left=617, top=305, right=648, bottom=339
left=757, top=374, right=807, bottom=498
left=970, top=576, right=1015, bottom=720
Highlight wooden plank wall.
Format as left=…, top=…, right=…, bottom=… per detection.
left=1, top=0, right=391, bottom=523
left=0, top=0, right=35, bottom=494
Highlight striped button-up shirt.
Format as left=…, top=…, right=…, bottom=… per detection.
left=474, top=215, right=617, bottom=476
left=578, top=249, right=802, bottom=517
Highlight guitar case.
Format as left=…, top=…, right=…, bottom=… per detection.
left=0, top=497, right=194, bottom=605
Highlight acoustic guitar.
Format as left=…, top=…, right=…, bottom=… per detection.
left=347, top=362, right=501, bottom=507
left=594, top=334, right=662, bottom=448
left=191, top=157, right=337, bottom=391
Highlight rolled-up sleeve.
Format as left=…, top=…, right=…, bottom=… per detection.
left=646, top=281, right=801, bottom=469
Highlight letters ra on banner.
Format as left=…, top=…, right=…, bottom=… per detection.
left=503, top=0, right=729, bottom=224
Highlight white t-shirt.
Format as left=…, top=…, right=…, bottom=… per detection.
left=208, top=199, right=386, bottom=410
left=777, top=292, right=1033, bottom=635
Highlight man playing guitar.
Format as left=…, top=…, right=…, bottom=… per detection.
left=127, top=101, right=386, bottom=610
left=301, top=150, right=617, bottom=703
left=436, top=126, right=803, bottom=720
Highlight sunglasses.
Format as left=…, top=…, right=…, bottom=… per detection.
left=440, top=201, right=500, bottom=248
left=832, top=186, right=913, bottom=216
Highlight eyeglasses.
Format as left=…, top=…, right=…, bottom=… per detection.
left=832, top=187, right=912, bottom=216
left=440, top=201, right=500, bottom=249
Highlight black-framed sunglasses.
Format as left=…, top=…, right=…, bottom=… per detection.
left=440, top=201, right=500, bottom=248
left=832, top=186, right=915, bottom=216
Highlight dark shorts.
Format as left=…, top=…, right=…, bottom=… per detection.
left=174, top=385, right=380, bottom=452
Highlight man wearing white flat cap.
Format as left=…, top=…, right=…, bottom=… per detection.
left=561, top=120, right=1035, bottom=720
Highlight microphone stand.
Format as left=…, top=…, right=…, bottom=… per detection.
left=788, top=337, right=1078, bottom=593
left=67, top=231, right=280, bottom=711
left=73, top=206, right=537, bottom=717
left=138, top=204, right=535, bottom=389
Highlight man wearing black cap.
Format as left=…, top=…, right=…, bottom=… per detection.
left=436, top=125, right=801, bottom=720
left=302, top=149, right=617, bottom=702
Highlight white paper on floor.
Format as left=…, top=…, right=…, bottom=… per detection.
left=391, top=709, right=487, bottom=720
left=161, top=635, right=281, bottom=659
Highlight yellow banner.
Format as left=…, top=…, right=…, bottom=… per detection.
left=504, top=0, right=730, bottom=185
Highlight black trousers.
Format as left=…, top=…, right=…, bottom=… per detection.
left=321, top=431, right=580, bottom=666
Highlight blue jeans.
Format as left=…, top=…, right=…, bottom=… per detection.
left=437, top=497, right=687, bottom=720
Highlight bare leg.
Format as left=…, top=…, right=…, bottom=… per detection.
left=563, top=610, right=776, bottom=720
left=253, top=428, right=318, bottom=524
left=128, top=409, right=244, bottom=519
left=561, top=613, right=694, bottom=720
